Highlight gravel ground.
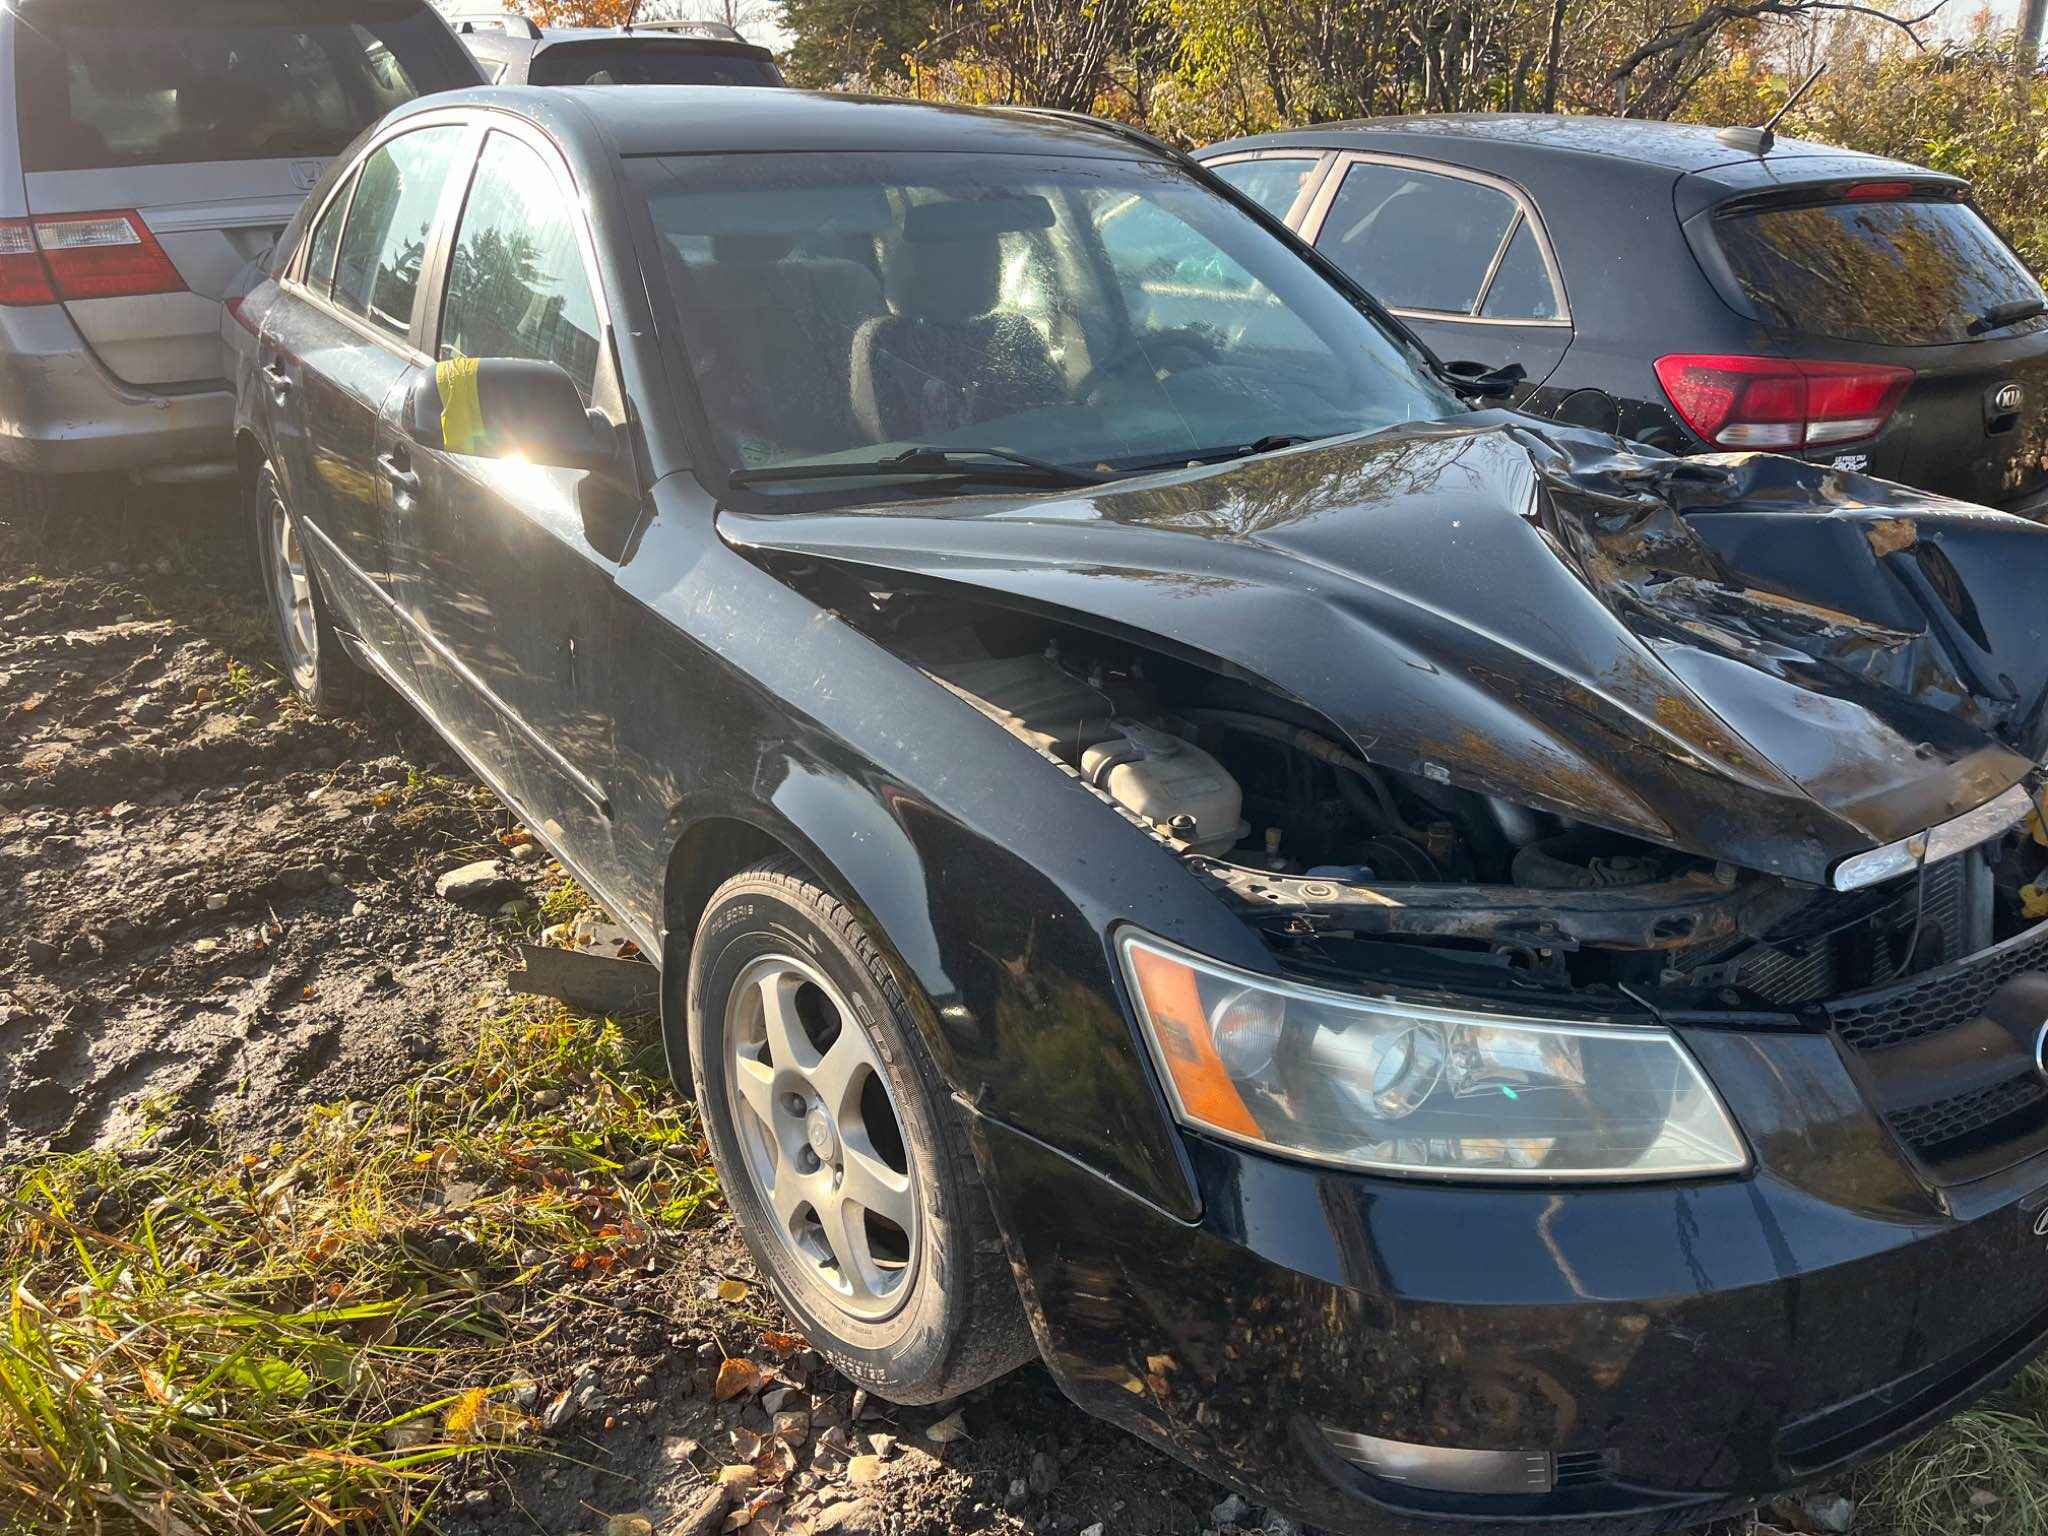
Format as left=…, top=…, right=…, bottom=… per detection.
left=0, top=492, right=1288, bottom=1536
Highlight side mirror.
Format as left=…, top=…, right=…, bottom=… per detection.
left=408, top=356, right=616, bottom=473
left=1438, top=359, right=1527, bottom=400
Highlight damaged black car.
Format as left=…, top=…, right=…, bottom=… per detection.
left=231, top=85, right=2048, bottom=1534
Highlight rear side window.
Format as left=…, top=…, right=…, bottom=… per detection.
left=1208, top=157, right=1319, bottom=219
left=304, top=170, right=358, bottom=297
left=527, top=45, right=783, bottom=87
left=333, top=126, right=467, bottom=340
left=13, top=5, right=478, bottom=173
left=439, top=133, right=603, bottom=399
left=1716, top=198, right=2047, bottom=347
left=1315, top=162, right=1527, bottom=316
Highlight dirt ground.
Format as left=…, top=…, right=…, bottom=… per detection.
left=0, top=492, right=1279, bottom=1536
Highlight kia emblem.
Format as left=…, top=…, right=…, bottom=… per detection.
left=289, top=159, right=327, bottom=192
left=1995, top=382, right=2026, bottom=414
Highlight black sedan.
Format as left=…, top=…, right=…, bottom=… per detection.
left=1196, top=115, right=2048, bottom=517
left=232, top=85, right=2048, bottom=1536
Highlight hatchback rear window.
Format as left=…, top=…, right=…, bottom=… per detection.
left=13, top=4, right=478, bottom=172
left=1715, top=197, right=2046, bottom=347
left=527, top=44, right=783, bottom=87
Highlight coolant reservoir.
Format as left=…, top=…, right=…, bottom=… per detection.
left=1082, top=722, right=1244, bottom=856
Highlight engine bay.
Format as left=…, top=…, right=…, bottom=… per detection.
left=854, top=595, right=2048, bottom=1008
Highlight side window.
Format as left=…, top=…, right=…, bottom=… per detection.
left=303, top=169, right=357, bottom=297
left=1209, top=157, right=1319, bottom=220
left=333, top=125, right=467, bottom=340
left=1480, top=218, right=1560, bottom=321
left=439, top=132, right=603, bottom=400
left=1315, top=162, right=1520, bottom=316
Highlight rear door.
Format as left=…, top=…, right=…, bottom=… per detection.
left=262, top=119, right=476, bottom=695
left=1698, top=188, right=2048, bottom=511
left=1296, top=154, right=1573, bottom=399
left=11, top=0, right=478, bottom=390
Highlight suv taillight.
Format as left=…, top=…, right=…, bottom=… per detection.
left=1654, top=354, right=1914, bottom=450
left=0, top=211, right=186, bottom=307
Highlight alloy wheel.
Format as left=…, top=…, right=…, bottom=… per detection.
left=266, top=497, right=319, bottom=694
left=724, top=953, right=920, bottom=1321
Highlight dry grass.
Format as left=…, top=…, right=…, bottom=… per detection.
left=0, top=997, right=715, bottom=1535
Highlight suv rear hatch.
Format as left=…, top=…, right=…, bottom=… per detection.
left=10, top=0, right=479, bottom=389
left=1677, top=166, right=2048, bottom=514
left=526, top=39, right=785, bottom=87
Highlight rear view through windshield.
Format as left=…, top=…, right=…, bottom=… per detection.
left=529, top=44, right=784, bottom=87
left=1716, top=197, right=2046, bottom=347
left=13, top=5, right=479, bottom=172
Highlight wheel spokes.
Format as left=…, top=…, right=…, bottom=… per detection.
left=724, top=954, right=919, bottom=1322
left=839, top=1142, right=915, bottom=1235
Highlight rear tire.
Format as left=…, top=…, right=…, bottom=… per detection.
left=689, top=857, right=1034, bottom=1403
left=250, top=460, right=366, bottom=717
left=0, top=465, right=62, bottom=532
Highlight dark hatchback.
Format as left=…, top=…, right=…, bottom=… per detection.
left=452, top=15, right=785, bottom=88
left=232, top=85, right=2048, bottom=1535
left=1196, top=115, right=2048, bottom=517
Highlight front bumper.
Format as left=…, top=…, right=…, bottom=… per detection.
left=970, top=1023, right=2048, bottom=1534
left=0, top=303, right=233, bottom=477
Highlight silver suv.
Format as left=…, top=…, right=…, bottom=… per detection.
left=0, top=0, right=481, bottom=514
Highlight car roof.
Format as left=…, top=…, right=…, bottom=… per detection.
left=403, top=86, right=1173, bottom=160
left=1200, top=113, right=1929, bottom=184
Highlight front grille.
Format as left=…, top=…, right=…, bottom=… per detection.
left=1825, top=916, right=2048, bottom=1053
left=1887, top=1076, right=2048, bottom=1163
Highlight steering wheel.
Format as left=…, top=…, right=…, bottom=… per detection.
left=1079, top=327, right=1223, bottom=403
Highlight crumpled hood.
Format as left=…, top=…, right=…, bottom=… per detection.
left=721, top=415, right=2048, bottom=884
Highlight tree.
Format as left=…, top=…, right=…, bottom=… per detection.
left=778, top=0, right=940, bottom=83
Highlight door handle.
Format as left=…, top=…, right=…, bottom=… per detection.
left=377, top=451, right=419, bottom=496
left=261, top=363, right=293, bottom=395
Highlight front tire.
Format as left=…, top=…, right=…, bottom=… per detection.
left=689, top=858, right=1033, bottom=1402
left=251, top=460, right=365, bottom=716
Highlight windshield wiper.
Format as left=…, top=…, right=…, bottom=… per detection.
left=729, top=446, right=1109, bottom=489
left=1968, top=297, right=2048, bottom=337
left=1118, top=433, right=1331, bottom=475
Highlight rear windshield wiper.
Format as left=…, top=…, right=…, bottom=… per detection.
left=1968, top=297, right=2048, bottom=337
left=729, top=446, right=1110, bottom=489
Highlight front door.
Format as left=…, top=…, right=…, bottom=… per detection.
left=1297, top=154, right=1575, bottom=402
left=395, top=125, right=638, bottom=896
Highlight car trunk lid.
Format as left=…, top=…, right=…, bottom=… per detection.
left=20, top=163, right=314, bottom=387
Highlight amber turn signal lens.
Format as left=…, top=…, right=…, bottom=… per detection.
left=1123, top=941, right=1263, bottom=1138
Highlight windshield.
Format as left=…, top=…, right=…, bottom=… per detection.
left=634, top=151, right=1463, bottom=496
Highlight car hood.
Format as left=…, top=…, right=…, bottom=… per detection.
left=720, top=415, right=2048, bottom=884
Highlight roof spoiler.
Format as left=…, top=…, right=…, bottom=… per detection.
left=450, top=12, right=543, bottom=38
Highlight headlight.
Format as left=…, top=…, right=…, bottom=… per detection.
left=1117, top=932, right=1747, bottom=1181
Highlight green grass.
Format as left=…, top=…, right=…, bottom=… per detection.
left=1847, top=1364, right=2048, bottom=1536
left=0, top=999, right=715, bottom=1535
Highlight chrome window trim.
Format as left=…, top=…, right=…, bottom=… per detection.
left=1198, top=148, right=1337, bottom=231
left=278, top=111, right=484, bottom=366
left=1297, top=150, right=1572, bottom=328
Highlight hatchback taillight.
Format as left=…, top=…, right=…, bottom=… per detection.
left=0, top=211, right=186, bottom=307
left=1654, top=354, right=1914, bottom=451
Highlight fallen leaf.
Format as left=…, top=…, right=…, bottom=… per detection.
left=758, top=1330, right=807, bottom=1355
left=605, top=1517, right=654, bottom=1536
left=756, top=1439, right=798, bottom=1485
left=719, top=1464, right=760, bottom=1491
left=716, top=1278, right=750, bottom=1302
left=924, top=1410, right=969, bottom=1445
left=732, top=1428, right=763, bottom=1460
left=714, top=1358, right=762, bottom=1401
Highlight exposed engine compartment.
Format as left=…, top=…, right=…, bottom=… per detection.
left=846, top=594, right=2048, bottom=1007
